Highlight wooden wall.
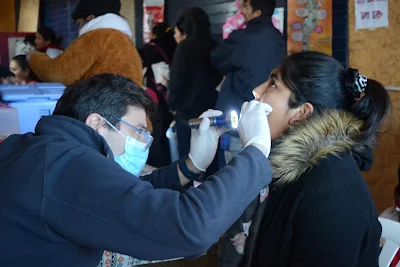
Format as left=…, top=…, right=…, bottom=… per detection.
left=18, top=0, right=40, bottom=32
left=0, top=0, right=16, bottom=32
left=349, top=0, right=400, bottom=213
left=121, top=0, right=136, bottom=43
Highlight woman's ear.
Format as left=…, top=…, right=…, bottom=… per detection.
left=288, top=103, right=314, bottom=125
left=23, top=69, right=30, bottom=78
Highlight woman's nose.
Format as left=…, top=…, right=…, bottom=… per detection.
left=253, top=82, right=268, bottom=100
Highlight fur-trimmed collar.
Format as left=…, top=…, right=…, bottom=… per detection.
left=269, top=110, right=373, bottom=185
left=79, top=13, right=132, bottom=37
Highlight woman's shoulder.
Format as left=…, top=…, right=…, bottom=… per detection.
left=296, top=153, right=376, bottom=214
left=304, top=153, right=366, bottom=187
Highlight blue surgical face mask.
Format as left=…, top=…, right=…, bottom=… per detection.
left=103, top=117, right=151, bottom=177
left=115, top=136, right=149, bottom=177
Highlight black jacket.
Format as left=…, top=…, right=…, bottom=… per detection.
left=168, top=35, right=222, bottom=121
left=212, top=16, right=286, bottom=116
left=253, top=110, right=382, bottom=267
left=141, top=39, right=174, bottom=167
left=0, top=116, right=272, bottom=267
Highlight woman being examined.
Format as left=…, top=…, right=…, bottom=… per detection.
left=220, top=51, right=390, bottom=267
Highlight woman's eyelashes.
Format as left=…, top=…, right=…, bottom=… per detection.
left=269, top=80, right=277, bottom=89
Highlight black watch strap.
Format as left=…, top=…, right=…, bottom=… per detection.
left=179, top=157, right=203, bottom=181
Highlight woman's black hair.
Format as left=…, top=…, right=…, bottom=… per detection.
left=279, top=51, right=391, bottom=145
left=24, top=34, right=36, bottom=47
left=11, top=55, right=39, bottom=82
left=175, top=19, right=185, bottom=35
left=152, top=23, right=172, bottom=40
left=37, top=27, right=63, bottom=45
left=175, top=7, right=211, bottom=37
left=151, top=23, right=176, bottom=60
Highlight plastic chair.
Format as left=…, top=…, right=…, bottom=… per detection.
left=379, top=217, right=400, bottom=267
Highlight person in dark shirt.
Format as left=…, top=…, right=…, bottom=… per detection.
left=220, top=51, right=390, bottom=267
left=141, top=23, right=176, bottom=167
left=212, top=0, right=286, bottom=165
left=0, top=73, right=273, bottom=267
left=168, top=7, right=223, bottom=158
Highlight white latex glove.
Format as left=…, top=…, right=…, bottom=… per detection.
left=238, top=100, right=273, bottom=157
left=189, top=110, right=230, bottom=172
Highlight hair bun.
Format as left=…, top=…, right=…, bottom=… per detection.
left=345, top=68, right=368, bottom=98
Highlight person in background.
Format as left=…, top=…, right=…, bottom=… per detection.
left=220, top=51, right=389, bottom=266
left=35, top=27, right=64, bottom=58
left=173, top=20, right=186, bottom=44
left=0, top=73, right=273, bottom=267
left=141, top=23, right=176, bottom=95
left=141, top=23, right=176, bottom=167
left=212, top=0, right=285, bottom=165
left=168, top=7, right=223, bottom=158
left=9, top=55, right=39, bottom=84
left=27, top=0, right=143, bottom=88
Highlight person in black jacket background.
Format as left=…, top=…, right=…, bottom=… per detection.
left=0, top=73, right=274, bottom=267
left=212, top=0, right=285, bottom=118
left=141, top=23, right=176, bottom=167
left=168, top=7, right=223, bottom=158
left=212, top=0, right=286, bottom=167
left=219, top=51, right=390, bottom=267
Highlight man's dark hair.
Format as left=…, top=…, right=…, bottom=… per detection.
left=53, top=73, right=156, bottom=129
left=245, top=0, right=276, bottom=17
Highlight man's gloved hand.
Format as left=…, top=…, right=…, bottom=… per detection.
left=238, top=100, right=273, bottom=157
left=189, top=110, right=230, bottom=172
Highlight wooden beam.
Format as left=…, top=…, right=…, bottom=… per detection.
left=0, top=0, right=16, bottom=32
left=18, top=0, right=40, bottom=32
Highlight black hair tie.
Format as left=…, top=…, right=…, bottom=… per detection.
left=345, top=68, right=368, bottom=98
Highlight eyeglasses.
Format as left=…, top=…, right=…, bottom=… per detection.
left=111, top=116, right=154, bottom=150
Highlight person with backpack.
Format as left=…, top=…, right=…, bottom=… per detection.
left=168, top=7, right=222, bottom=158
left=141, top=23, right=176, bottom=167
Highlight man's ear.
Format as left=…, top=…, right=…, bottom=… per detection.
left=254, top=9, right=262, bottom=18
left=288, top=103, right=314, bottom=125
left=85, top=113, right=104, bottom=131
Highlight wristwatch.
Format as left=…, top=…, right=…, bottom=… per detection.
left=179, top=157, right=203, bottom=181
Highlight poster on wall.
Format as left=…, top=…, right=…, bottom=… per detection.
left=8, top=37, right=25, bottom=62
left=143, top=0, right=165, bottom=44
left=355, top=0, right=388, bottom=30
left=272, top=8, right=285, bottom=34
left=287, top=0, right=332, bottom=55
